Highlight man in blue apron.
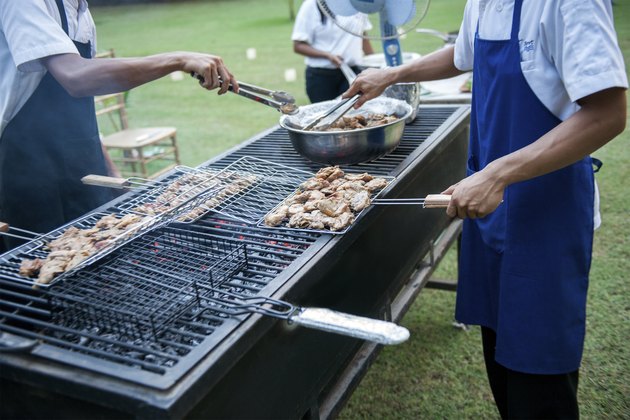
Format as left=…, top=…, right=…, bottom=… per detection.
left=0, top=0, right=238, bottom=250
left=343, top=0, right=627, bottom=417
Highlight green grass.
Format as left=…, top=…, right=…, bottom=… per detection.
left=92, top=1, right=629, bottom=418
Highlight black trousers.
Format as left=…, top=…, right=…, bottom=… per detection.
left=305, top=66, right=361, bottom=103
left=481, top=327, right=580, bottom=419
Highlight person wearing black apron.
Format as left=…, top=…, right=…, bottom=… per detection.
left=0, top=0, right=239, bottom=252
left=341, top=0, right=627, bottom=417
left=0, top=0, right=112, bottom=250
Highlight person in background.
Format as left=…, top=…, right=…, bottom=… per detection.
left=0, top=0, right=238, bottom=250
left=292, top=0, right=373, bottom=103
left=343, top=0, right=627, bottom=418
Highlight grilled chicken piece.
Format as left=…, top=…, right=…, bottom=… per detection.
left=338, top=181, right=365, bottom=192
left=330, top=212, right=355, bottom=231
left=324, top=167, right=345, bottom=182
left=364, top=177, right=388, bottom=192
left=289, top=191, right=312, bottom=204
left=344, top=172, right=373, bottom=182
left=315, top=166, right=341, bottom=180
left=350, top=190, right=371, bottom=212
left=288, top=204, right=306, bottom=216
left=19, top=258, right=44, bottom=277
left=264, top=205, right=289, bottom=227
left=301, top=178, right=330, bottom=191
left=95, top=214, right=120, bottom=229
left=317, top=199, right=350, bottom=217
left=288, top=212, right=314, bottom=229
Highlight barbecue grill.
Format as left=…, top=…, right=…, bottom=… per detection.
left=0, top=104, right=470, bottom=419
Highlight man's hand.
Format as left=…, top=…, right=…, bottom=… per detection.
left=442, top=169, right=506, bottom=219
left=182, top=52, right=238, bottom=94
left=342, top=67, right=396, bottom=108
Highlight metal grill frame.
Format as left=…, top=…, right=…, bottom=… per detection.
left=0, top=105, right=471, bottom=413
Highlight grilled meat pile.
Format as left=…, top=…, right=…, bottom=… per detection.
left=321, top=113, right=398, bottom=132
left=18, top=213, right=148, bottom=285
left=264, top=166, right=388, bottom=232
left=131, top=170, right=256, bottom=222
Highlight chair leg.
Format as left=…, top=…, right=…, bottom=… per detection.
left=137, top=147, right=148, bottom=179
left=171, top=134, right=181, bottom=165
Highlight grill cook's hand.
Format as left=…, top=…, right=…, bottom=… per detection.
left=442, top=171, right=505, bottom=219
left=183, top=53, right=238, bottom=95
left=342, top=68, right=394, bottom=108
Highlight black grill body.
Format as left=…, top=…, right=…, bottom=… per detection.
left=0, top=105, right=470, bottom=419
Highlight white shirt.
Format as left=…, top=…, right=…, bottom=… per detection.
left=0, top=0, right=96, bottom=136
left=292, top=0, right=372, bottom=69
left=454, top=0, right=627, bottom=230
left=454, top=0, right=628, bottom=121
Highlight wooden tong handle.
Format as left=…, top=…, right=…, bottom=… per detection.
left=0, top=222, right=9, bottom=233
left=81, top=174, right=130, bottom=189
left=423, top=194, right=452, bottom=208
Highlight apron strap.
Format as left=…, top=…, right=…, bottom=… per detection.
left=54, top=0, right=70, bottom=35
left=511, top=0, right=524, bottom=40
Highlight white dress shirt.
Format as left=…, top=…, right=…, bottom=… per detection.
left=0, top=0, right=96, bottom=136
left=454, top=0, right=628, bottom=121
left=292, top=0, right=372, bottom=69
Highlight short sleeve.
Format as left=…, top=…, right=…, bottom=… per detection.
left=1, top=0, right=78, bottom=72
left=553, top=0, right=628, bottom=102
left=453, top=0, right=475, bottom=72
left=292, top=0, right=318, bottom=44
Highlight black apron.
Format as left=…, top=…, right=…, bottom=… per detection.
left=0, top=0, right=112, bottom=249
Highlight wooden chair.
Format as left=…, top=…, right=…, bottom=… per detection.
left=95, top=92, right=180, bottom=180
left=95, top=48, right=116, bottom=59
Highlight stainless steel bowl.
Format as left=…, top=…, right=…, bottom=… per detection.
left=383, top=82, right=421, bottom=124
left=279, top=97, right=413, bottom=165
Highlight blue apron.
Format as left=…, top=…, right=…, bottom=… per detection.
left=455, top=0, right=594, bottom=374
left=0, top=0, right=112, bottom=249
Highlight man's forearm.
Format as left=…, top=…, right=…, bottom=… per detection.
left=487, top=87, right=627, bottom=188
left=391, top=46, right=464, bottom=84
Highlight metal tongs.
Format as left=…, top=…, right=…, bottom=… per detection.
left=191, top=73, right=298, bottom=114
left=302, top=93, right=362, bottom=131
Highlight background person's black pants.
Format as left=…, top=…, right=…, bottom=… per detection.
left=305, top=66, right=361, bottom=103
left=481, top=327, right=580, bottom=419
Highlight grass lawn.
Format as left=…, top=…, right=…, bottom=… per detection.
left=92, top=1, right=629, bottom=418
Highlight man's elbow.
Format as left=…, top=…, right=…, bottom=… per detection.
left=42, top=53, right=90, bottom=97
left=610, top=90, right=627, bottom=137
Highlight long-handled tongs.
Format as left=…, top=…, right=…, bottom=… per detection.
left=191, top=72, right=298, bottom=114
left=372, top=194, right=452, bottom=208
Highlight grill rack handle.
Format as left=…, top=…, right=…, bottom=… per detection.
left=371, top=193, right=452, bottom=208
left=0, top=332, right=39, bottom=353
left=289, top=307, right=410, bottom=346
left=81, top=174, right=135, bottom=189
left=198, top=291, right=409, bottom=345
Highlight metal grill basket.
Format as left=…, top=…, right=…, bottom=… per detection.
left=47, top=226, right=248, bottom=341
